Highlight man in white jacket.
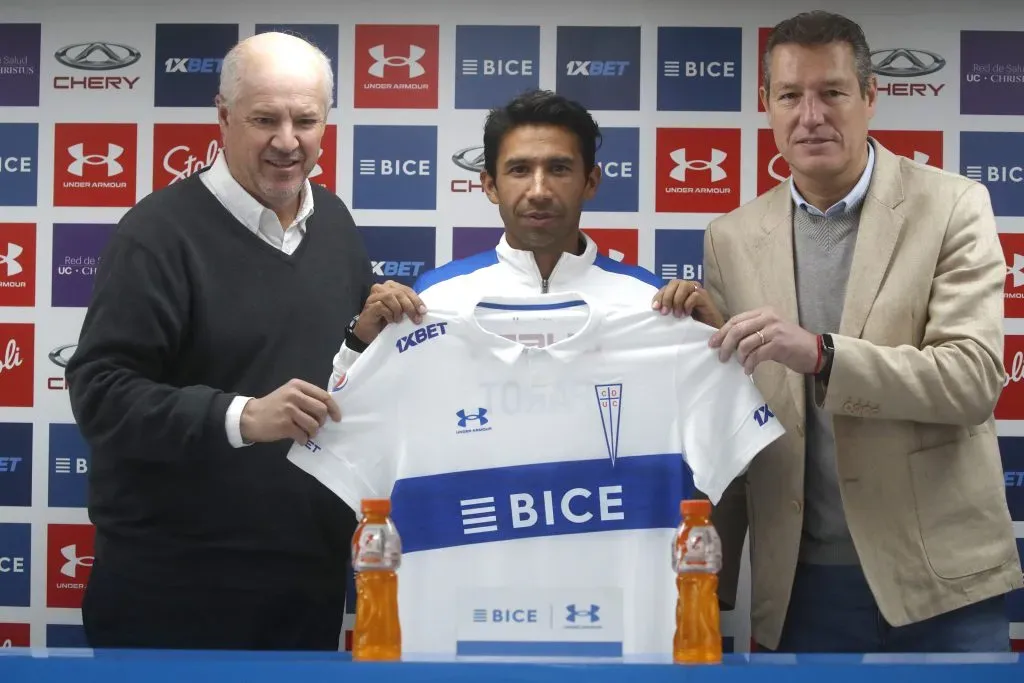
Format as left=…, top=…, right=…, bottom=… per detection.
left=332, top=90, right=719, bottom=384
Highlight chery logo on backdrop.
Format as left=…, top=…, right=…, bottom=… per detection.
left=53, top=123, right=137, bottom=207
left=355, top=24, right=439, bottom=109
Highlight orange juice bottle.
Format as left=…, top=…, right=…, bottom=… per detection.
left=351, top=498, right=402, bottom=661
left=672, top=499, right=723, bottom=664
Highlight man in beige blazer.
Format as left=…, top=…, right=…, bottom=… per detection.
left=701, top=11, right=1021, bottom=653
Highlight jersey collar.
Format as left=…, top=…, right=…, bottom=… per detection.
left=495, top=231, right=598, bottom=290
left=459, top=291, right=604, bottom=364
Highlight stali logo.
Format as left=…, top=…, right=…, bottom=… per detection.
left=996, top=335, right=1024, bottom=420
left=1000, top=233, right=1024, bottom=318
left=152, top=123, right=221, bottom=190
left=52, top=41, right=141, bottom=91
left=0, top=323, right=33, bottom=407
left=451, top=145, right=485, bottom=193
left=870, top=48, right=946, bottom=97
left=47, top=343, right=76, bottom=391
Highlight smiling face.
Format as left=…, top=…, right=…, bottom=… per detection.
left=216, top=43, right=328, bottom=212
left=481, top=123, right=600, bottom=256
left=761, top=40, right=876, bottom=193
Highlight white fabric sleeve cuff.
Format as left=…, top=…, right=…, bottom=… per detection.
left=328, top=342, right=363, bottom=389
left=226, top=395, right=254, bottom=448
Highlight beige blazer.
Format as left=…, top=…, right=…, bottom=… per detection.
left=704, top=139, right=1023, bottom=650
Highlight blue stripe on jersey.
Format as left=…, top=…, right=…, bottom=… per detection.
left=390, top=453, right=691, bottom=554
left=592, top=253, right=663, bottom=289
left=413, top=249, right=501, bottom=294
left=476, top=300, right=587, bottom=311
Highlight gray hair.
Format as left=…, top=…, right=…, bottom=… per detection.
left=218, top=31, right=334, bottom=110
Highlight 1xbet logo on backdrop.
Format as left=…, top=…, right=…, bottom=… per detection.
left=961, top=31, right=1024, bottom=116
left=357, top=227, right=436, bottom=287
left=0, top=323, right=33, bottom=408
left=0, top=123, right=38, bottom=206
left=586, top=128, right=639, bottom=213
left=52, top=224, right=116, bottom=308
left=0, top=423, right=32, bottom=508
left=353, top=125, right=436, bottom=210
left=557, top=26, right=641, bottom=111
left=53, top=123, right=137, bottom=207
left=658, top=27, right=741, bottom=112
left=655, top=229, right=705, bottom=284
left=154, top=24, right=237, bottom=107
left=656, top=128, right=740, bottom=213
left=0, top=23, right=41, bottom=106
left=455, top=25, right=539, bottom=110
left=1001, top=233, right=1024, bottom=318
left=0, top=224, right=37, bottom=307
left=0, top=523, right=31, bottom=607
left=47, top=524, right=95, bottom=608
left=961, top=132, right=1024, bottom=217
left=355, top=24, right=439, bottom=109
left=756, top=130, right=943, bottom=195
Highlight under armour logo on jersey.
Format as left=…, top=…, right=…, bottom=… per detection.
left=669, top=148, right=727, bottom=183
left=368, top=44, right=426, bottom=79
left=595, top=384, right=623, bottom=465
left=753, top=403, right=775, bottom=427
left=67, top=143, right=124, bottom=177
left=456, top=408, right=488, bottom=428
left=566, top=604, right=600, bottom=623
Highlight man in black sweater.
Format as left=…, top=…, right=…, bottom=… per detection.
left=67, top=31, right=423, bottom=651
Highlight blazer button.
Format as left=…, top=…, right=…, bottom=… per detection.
left=791, top=500, right=803, bottom=514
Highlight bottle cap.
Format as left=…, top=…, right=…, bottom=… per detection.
left=680, top=499, right=711, bottom=516
left=361, top=498, right=391, bottom=515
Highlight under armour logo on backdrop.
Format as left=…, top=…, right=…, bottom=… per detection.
left=368, top=44, right=426, bottom=79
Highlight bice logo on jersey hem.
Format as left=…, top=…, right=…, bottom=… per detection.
left=46, top=523, right=95, bottom=608
left=456, top=408, right=491, bottom=435
left=1001, top=233, right=1024, bottom=318
left=656, top=128, right=740, bottom=213
left=53, top=123, right=137, bottom=207
left=355, top=25, right=439, bottom=109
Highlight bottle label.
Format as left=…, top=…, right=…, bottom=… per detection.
left=353, top=522, right=402, bottom=571
left=673, top=526, right=722, bottom=573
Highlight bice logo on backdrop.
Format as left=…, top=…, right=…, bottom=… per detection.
left=0, top=123, right=39, bottom=206
left=53, top=123, right=136, bottom=207
left=556, top=26, right=641, bottom=111
left=46, top=524, right=95, bottom=608
left=1000, top=233, right=1024, bottom=318
left=655, top=229, right=705, bottom=283
left=357, top=226, right=436, bottom=287
left=996, top=335, right=1024, bottom=419
left=52, top=223, right=116, bottom=308
left=961, top=31, right=1024, bottom=116
left=49, top=423, right=91, bottom=509
left=0, top=524, right=31, bottom=607
left=0, top=224, right=36, bottom=307
left=355, top=24, right=439, bottom=109
left=455, top=25, right=539, bottom=110
left=154, top=23, right=237, bottom=107
left=657, top=27, right=741, bottom=112
left=586, top=128, right=639, bottom=213
left=353, top=125, right=437, bottom=210
left=153, top=123, right=221, bottom=190
left=656, top=128, right=741, bottom=213
left=0, top=323, right=33, bottom=408
left=584, top=229, right=638, bottom=265
left=961, top=132, right=1024, bottom=217
left=0, top=423, right=32, bottom=508
left=0, top=623, right=30, bottom=647
left=870, top=47, right=946, bottom=97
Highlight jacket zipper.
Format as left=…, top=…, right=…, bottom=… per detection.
left=542, top=278, right=548, bottom=293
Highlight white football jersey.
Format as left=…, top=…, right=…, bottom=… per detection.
left=290, top=292, right=784, bottom=657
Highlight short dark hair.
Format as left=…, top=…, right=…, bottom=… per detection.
left=482, top=89, right=602, bottom=180
left=762, top=11, right=873, bottom=97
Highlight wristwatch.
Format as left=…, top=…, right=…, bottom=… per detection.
left=816, top=333, right=835, bottom=382
left=344, top=314, right=369, bottom=353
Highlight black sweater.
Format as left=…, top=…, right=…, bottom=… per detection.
left=66, top=172, right=373, bottom=593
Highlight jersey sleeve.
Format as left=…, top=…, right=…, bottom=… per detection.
left=286, top=323, right=406, bottom=512
left=674, top=324, right=786, bottom=505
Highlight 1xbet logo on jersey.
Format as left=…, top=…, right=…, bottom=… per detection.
left=961, top=132, right=1024, bottom=216
left=585, top=128, right=639, bottom=213
left=53, top=123, right=136, bottom=207
left=657, top=27, right=741, bottom=112
left=154, top=24, right=237, bottom=107
left=556, top=26, right=641, bottom=111
left=353, top=125, right=437, bottom=210
left=0, top=123, right=38, bottom=206
left=455, top=25, right=539, bottom=109
left=355, top=24, right=439, bottom=109
left=656, top=128, right=741, bottom=213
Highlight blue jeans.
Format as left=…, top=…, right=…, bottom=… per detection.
left=772, top=563, right=1011, bottom=653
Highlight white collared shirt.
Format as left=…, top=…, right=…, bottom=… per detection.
left=790, top=142, right=875, bottom=217
left=199, top=150, right=316, bottom=447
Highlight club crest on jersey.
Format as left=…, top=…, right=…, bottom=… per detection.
left=595, top=384, right=622, bottom=465
left=331, top=372, right=349, bottom=393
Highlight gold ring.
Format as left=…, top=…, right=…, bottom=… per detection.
left=756, top=329, right=766, bottom=346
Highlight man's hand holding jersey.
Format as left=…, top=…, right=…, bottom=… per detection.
left=240, top=379, right=341, bottom=444
left=353, top=280, right=427, bottom=345
left=651, top=279, right=725, bottom=329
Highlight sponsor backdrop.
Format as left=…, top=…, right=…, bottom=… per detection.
left=1, top=0, right=1023, bottom=653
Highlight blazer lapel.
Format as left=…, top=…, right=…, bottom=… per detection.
left=839, top=141, right=907, bottom=338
